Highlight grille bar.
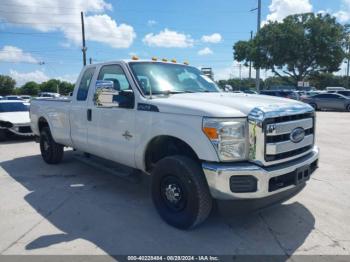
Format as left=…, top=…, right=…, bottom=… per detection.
left=264, top=114, right=315, bottom=163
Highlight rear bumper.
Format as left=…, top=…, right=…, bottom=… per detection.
left=202, top=146, right=319, bottom=200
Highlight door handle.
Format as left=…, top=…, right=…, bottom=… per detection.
left=87, top=109, right=92, bottom=121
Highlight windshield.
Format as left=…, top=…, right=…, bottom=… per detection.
left=129, top=62, right=220, bottom=95
left=0, top=102, right=29, bottom=112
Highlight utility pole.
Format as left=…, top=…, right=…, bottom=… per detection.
left=347, top=43, right=350, bottom=89
left=239, top=64, right=242, bottom=80
left=249, top=30, right=253, bottom=80
left=256, top=0, right=262, bottom=92
left=81, top=11, right=87, bottom=66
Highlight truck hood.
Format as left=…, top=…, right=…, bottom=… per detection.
left=0, top=112, right=31, bottom=125
left=151, top=93, right=313, bottom=117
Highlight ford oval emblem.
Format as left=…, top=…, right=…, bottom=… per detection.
left=290, top=127, right=305, bottom=143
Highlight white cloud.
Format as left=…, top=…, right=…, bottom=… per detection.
left=332, top=0, right=350, bottom=23
left=0, top=0, right=135, bottom=49
left=198, top=47, right=213, bottom=56
left=265, top=0, right=313, bottom=23
left=334, top=10, right=350, bottom=23
left=143, top=29, right=194, bottom=48
left=9, top=70, right=77, bottom=86
left=0, top=46, right=38, bottom=63
left=147, top=20, right=157, bottom=27
left=201, top=33, right=222, bottom=44
left=9, top=70, right=49, bottom=86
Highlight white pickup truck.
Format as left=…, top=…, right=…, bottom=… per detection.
left=30, top=59, right=319, bottom=229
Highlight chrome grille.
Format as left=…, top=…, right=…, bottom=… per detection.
left=264, top=114, right=314, bottom=163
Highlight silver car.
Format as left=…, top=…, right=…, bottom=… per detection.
left=302, top=93, right=350, bottom=111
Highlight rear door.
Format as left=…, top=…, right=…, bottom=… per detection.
left=70, top=66, right=97, bottom=152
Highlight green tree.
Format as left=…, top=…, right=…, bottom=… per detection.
left=20, top=81, right=40, bottom=96
left=40, top=79, right=60, bottom=93
left=0, top=75, right=16, bottom=96
left=234, top=13, right=347, bottom=85
left=58, top=81, right=74, bottom=95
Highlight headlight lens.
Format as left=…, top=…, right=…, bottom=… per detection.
left=202, top=118, right=248, bottom=161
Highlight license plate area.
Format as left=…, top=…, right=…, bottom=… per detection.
left=269, top=162, right=315, bottom=192
left=295, top=165, right=311, bottom=185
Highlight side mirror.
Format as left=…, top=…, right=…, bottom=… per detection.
left=94, top=80, right=134, bottom=109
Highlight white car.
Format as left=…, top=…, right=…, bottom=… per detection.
left=30, top=59, right=319, bottom=229
left=0, top=100, right=34, bottom=140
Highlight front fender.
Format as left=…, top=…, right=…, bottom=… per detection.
left=134, top=112, right=219, bottom=171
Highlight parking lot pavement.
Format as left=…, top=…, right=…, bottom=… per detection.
left=0, top=112, right=350, bottom=256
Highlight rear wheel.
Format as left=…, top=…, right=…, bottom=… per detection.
left=346, top=104, right=350, bottom=112
left=40, top=127, right=64, bottom=164
left=151, top=155, right=212, bottom=229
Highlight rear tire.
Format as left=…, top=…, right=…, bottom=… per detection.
left=346, top=104, right=350, bottom=112
left=151, top=155, right=212, bottom=230
left=40, top=127, right=64, bottom=164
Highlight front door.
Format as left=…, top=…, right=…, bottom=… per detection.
left=87, top=64, right=136, bottom=168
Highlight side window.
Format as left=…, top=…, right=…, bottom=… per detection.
left=98, top=65, right=131, bottom=91
left=96, top=65, right=134, bottom=109
left=77, top=67, right=95, bottom=101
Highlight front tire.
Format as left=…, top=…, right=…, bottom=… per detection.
left=40, top=127, right=64, bottom=164
left=151, top=155, right=212, bottom=229
left=346, top=104, right=350, bottom=112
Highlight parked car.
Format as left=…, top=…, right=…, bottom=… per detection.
left=37, top=92, right=60, bottom=98
left=301, top=93, right=350, bottom=111
left=0, top=100, right=34, bottom=141
left=20, top=95, right=32, bottom=102
left=30, top=59, right=319, bottom=229
left=5, top=95, right=23, bottom=101
left=242, top=90, right=257, bottom=94
left=327, top=90, right=350, bottom=97
left=326, top=87, right=345, bottom=92
left=260, top=90, right=300, bottom=100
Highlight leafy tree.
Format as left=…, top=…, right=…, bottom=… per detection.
left=40, top=79, right=60, bottom=93
left=20, top=81, right=40, bottom=96
left=58, top=81, right=75, bottom=95
left=234, top=13, right=347, bottom=85
left=0, top=75, right=16, bottom=96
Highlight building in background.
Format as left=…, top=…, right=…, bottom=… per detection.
left=201, top=68, right=214, bottom=80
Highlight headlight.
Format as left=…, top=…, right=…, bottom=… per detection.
left=202, top=117, right=248, bottom=161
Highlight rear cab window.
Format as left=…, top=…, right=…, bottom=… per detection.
left=77, top=67, right=96, bottom=101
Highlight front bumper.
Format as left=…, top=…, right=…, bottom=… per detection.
left=202, top=146, right=319, bottom=200
left=4, top=125, right=34, bottom=137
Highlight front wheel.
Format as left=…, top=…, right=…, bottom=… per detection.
left=151, top=155, right=213, bottom=229
left=346, top=104, right=350, bottom=112
left=40, top=127, right=64, bottom=164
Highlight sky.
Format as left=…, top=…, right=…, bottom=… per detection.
left=0, top=0, right=350, bottom=86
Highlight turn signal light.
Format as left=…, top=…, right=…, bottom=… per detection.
left=202, top=127, right=218, bottom=140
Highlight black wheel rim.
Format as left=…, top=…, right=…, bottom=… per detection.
left=160, top=175, right=187, bottom=212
